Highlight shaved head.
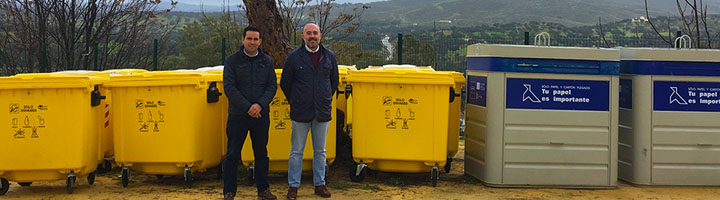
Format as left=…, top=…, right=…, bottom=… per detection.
left=302, top=23, right=322, bottom=50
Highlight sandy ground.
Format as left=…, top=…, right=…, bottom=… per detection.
left=3, top=140, right=720, bottom=200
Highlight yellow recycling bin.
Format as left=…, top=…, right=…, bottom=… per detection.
left=106, top=71, right=223, bottom=188
left=337, top=65, right=356, bottom=117
left=447, top=72, right=465, bottom=158
left=195, top=67, right=227, bottom=159
left=345, top=66, right=457, bottom=187
left=0, top=73, right=108, bottom=195
left=365, top=65, right=466, bottom=174
left=240, top=69, right=337, bottom=180
left=52, top=69, right=148, bottom=173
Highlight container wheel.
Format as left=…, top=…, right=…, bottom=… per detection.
left=66, top=172, right=77, bottom=194
left=431, top=166, right=439, bottom=187
left=87, top=171, right=96, bottom=185
left=97, top=160, right=113, bottom=174
left=103, top=160, right=113, bottom=173
left=183, top=167, right=192, bottom=188
left=121, top=167, right=130, bottom=188
left=349, top=163, right=366, bottom=182
left=444, top=156, right=452, bottom=173
left=18, top=182, right=32, bottom=187
left=1, top=178, right=9, bottom=195
left=246, top=165, right=255, bottom=184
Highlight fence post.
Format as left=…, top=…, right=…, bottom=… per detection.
left=524, top=32, right=530, bottom=45
left=153, top=39, right=158, bottom=71
left=93, top=43, right=99, bottom=71
left=397, top=33, right=403, bottom=64
left=222, top=37, right=226, bottom=65
left=41, top=43, right=47, bottom=73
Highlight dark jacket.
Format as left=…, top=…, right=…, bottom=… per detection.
left=280, top=45, right=339, bottom=122
left=223, top=47, right=277, bottom=116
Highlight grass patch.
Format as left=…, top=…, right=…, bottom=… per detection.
left=358, top=184, right=381, bottom=191
left=383, top=177, right=407, bottom=187
left=328, top=182, right=353, bottom=190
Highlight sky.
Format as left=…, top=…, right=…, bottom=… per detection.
left=177, top=0, right=383, bottom=6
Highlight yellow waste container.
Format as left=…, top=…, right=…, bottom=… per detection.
left=0, top=73, right=108, bottom=195
left=447, top=72, right=465, bottom=156
left=52, top=69, right=148, bottom=173
left=195, top=66, right=227, bottom=179
left=240, top=69, right=337, bottom=180
left=366, top=65, right=466, bottom=174
left=337, top=65, right=356, bottom=134
left=345, top=67, right=456, bottom=187
left=105, top=71, right=223, bottom=188
left=195, top=66, right=227, bottom=158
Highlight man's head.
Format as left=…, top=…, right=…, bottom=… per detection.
left=242, top=26, right=262, bottom=54
left=302, top=23, right=322, bottom=50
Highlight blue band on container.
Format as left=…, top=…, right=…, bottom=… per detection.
left=505, top=78, right=610, bottom=111
left=621, top=60, right=720, bottom=76
left=467, top=57, right=619, bottom=75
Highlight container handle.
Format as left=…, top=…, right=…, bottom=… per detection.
left=345, top=85, right=353, bottom=130
left=449, top=87, right=461, bottom=103
left=91, top=85, right=106, bottom=107
left=206, top=82, right=222, bottom=103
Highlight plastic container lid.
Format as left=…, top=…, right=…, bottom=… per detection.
left=620, top=48, right=720, bottom=76
left=104, top=70, right=220, bottom=87
left=349, top=67, right=454, bottom=85
left=0, top=73, right=108, bottom=90
left=467, top=44, right=620, bottom=75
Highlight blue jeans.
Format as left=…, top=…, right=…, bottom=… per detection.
left=288, top=119, right=329, bottom=187
left=223, top=114, right=270, bottom=195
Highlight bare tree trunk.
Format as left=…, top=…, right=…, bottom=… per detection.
left=243, top=0, right=291, bottom=69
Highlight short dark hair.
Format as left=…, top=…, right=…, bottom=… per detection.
left=243, top=26, right=261, bottom=38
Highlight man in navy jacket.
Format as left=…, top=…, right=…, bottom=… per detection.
left=280, top=23, right=338, bottom=199
left=223, top=26, right=277, bottom=200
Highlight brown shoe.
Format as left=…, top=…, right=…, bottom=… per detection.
left=258, top=189, right=277, bottom=200
left=224, top=192, right=235, bottom=200
left=314, top=185, right=331, bottom=198
left=286, top=187, right=298, bottom=200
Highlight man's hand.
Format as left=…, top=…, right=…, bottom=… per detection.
left=248, top=104, right=262, bottom=118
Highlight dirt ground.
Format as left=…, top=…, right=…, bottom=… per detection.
left=3, top=140, right=720, bottom=200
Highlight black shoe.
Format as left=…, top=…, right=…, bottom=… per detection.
left=286, top=187, right=298, bottom=200
left=258, top=189, right=277, bottom=200
left=224, top=192, right=235, bottom=200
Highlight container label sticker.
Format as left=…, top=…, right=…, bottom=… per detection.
left=620, top=79, right=632, bottom=109
left=9, top=103, right=48, bottom=139
left=382, top=96, right=417, bottom=130
left=654, top=81, right=720, bottom=112
left=506, top=78, right=610, bottom=111
left=270, top=97, right=290, bottom=130
left=468, top=76, right=487, bottom=106
left=136, top=99, right=166, bottom=133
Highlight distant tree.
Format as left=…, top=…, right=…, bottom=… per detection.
left=241, top=0, right=369, bottom=68
left=327, top=40, right=387, bottom=68
left=173, top=13, right=244, bottom=69
left=0, top=0, right=178, bottom=75
left=644, top=0, right=718, bottom=48
left=391, top=34, right=435, bottom=66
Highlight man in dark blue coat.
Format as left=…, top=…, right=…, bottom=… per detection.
left=280, top=23, right=338, bottom=199
left=222, top=26, right=277, bottom=200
